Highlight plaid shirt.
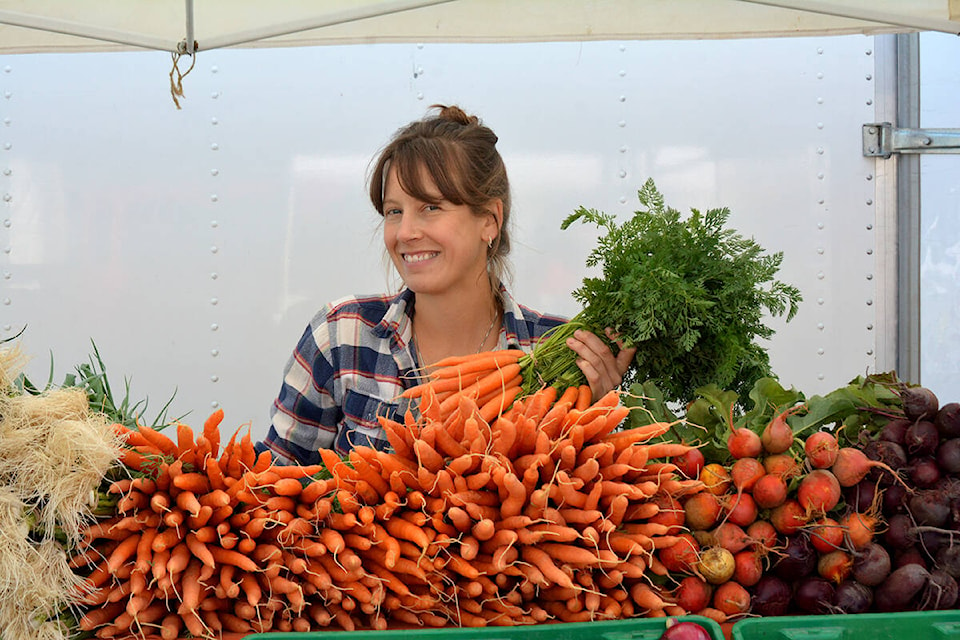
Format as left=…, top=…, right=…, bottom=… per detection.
left=259, top=287, right=565, bottom=464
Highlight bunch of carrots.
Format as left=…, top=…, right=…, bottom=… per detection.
left=69, top=348, right=705, bottom=638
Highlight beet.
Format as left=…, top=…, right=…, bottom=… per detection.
left=883, top=483, right=909, bottom=515
left=920, top=569, right=959, bottom=610
left=852, top=542, right=891, bottom=586
left=794, top=576, right=835, bottom=614
left=660, top=621, right=715, bottom=640
left=845, top=480, right=876, bottom=512
left=885, top=514, right=917, bottom=549
left=905, top=420, right=940, bottom=456
left=832, top=580, right=873, bottom=614
left=863, top=440, right=907, bottom=485
left=910, top=490, right=952, bottom=527
left=902, top=385, right=940, bottom=422
left=875, top=564, right=930, bottom=611
left=910, top=456, right=942, bottom=488
left=880, top=418, right=912, bottom=446
left=895, top=547, right=929, bottom=570
left=774, top=534, right=817, bottom=579
left=936, top=402, right=960, bottom=438
left=936, top=545, right=960, bottom=579
left=937, top=438, right=960, bottom=475
left=750, top=575, right=792, bottom=617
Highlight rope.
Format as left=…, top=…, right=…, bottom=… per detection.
left=169, top=51, right=197, bottom=110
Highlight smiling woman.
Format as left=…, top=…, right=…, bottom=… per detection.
left=257, top=105, right=634, bottom=463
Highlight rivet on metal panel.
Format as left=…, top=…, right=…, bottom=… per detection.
left=817, top=247, right=824, bottom=255
left=2, top=271, right=9, bottom=279
left=417, top=93, right=424, bottom=101
left=2, top=218, right=9, bottom=227
left=817, top=298, right=824, bottom=305
left=210, top=246, right=218, bottom=254
left=817, top=323, right=824, bottom=330
left=817, top=172, right=824, bottom=180
left=817, top=147, right=824, bottom=155
left=3, top=193, right=10, bottom=202
left=866, top=49, right=873, bottom=56
left=211, top=323, right=219, bottom=331
left=211, top=220, right=218, bottom=228
left=619, top=70, right=626, bottom=77
left=211, top=91, right=220, bottom=99
left=817, top=123, right=824, bottom=130
left=210, top=195, right=218, bottom=202
left=866, top=248, right=874, bottom=255
left=619, top=197, right=627, bottom=204
left=866, top=174, right=873, bottom=181
left=618, top=120, right=626, bottom=128
left=865, top=74, right=872, bottom=81
left=619, top=44, right=626, bottom=52
left=211, top=65, right=219, bottom=74
left=417, top=43, right=424, bottom=49
left=211, top=272, right=218, bottom=280
left=2, top=325, right=9, bottom=332
left=817, top=272, right=825, bottom=280
left=619, top=145, right=628, bottom=153
left=817, top=97, right=824, bottom=104
left=619, top=170, right=627, bottom=179
left=211, top=117, right=219, bottom=125
left=867, top=324, right=874, bottom=331
left=867, top=350, right=874, bottom=356
left=816, top=72, right=823, bottom=79
left=211, top=375, right=219, bottom=382
left=817, top=348, right=824, bottom=355
left=3, top=143, right=11, bottom=150
left=866, top=299, right=873, bottom=306
left=211, top=349, right=219, bottom=357
left=818, top=374, right=825, bottom=380
left=211, top=400, right=220, bottom=408
left=817, top=223, right=824, bottom=229
left=866, top=274, right=873, bottom=281
left=866, top=99, right=873, bottom=106
left=211, top=169, right=219, bottom=176
left=866, top=199, right=873, bottom=205
left=3, top=92, right=10, bottom=99
left=2, top=168, right=10, bottom=176
left=2, top=247, right=9, bottom=254
left=866, top=224, right=873, bottom=230
left=2, top=118, right=9, bottom=125
left=211, top=143, right=219, bottom=151
left=210, top=298, right=218, bottom=306
left=2, top=298, right=10, bottom=306
left=3, top=66, right=9, bottom=73
left=817, top=48, right=823, bottom=55
left=619, top=95, right=626, bottom=103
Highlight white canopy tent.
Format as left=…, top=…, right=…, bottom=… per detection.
left=0, top=0, right=957, bottom=56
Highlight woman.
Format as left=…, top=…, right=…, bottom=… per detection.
left=259, top=105, right=634, bottom=464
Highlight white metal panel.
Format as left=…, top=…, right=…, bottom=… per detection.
left=1, top=36, right=880, bottom=440
left=919, top=31, right=960, bottom=401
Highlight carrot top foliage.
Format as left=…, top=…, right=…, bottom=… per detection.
left=525, top=178, right=802, bottom=407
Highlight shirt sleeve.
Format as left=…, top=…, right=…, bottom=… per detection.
left=259, top=313, right=340, bottom=466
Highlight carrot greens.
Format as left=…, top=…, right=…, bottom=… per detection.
left=520, top=178, right=802, bottom=407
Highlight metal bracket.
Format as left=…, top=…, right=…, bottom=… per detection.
left=863, top=122, right=960, bottom=158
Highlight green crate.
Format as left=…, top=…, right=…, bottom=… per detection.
left=243, top=616, right=725, bottom=640
left=731, top=611, right=960, bottom=640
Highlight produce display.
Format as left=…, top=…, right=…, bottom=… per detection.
left=4, top=182, right=956, bottom=640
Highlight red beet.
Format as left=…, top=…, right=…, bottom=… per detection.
left=795, top=576, right=836, bottom=614
left=879, top=418, right=912, bottom=446
left=902, top=385, right=940, bottom=421
left=852, top=542, right=891, bottom=586
left=937, top=438, right=960, bottom=474
left=659, top=621, right=714, bottom=640
left=936, top=402, right=960, bottom=438
left=750, top=575, right=792, bottom=617
left=905, top=420, right=940, bottom=456
left=876, top=564, right=930, bottom=611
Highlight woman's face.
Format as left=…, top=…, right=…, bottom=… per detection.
left=383, top=165, right=498, bottom=298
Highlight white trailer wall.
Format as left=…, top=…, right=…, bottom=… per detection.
left=2, top=35, right=883, bottom=437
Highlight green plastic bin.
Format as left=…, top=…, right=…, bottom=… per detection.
left=731, top=611, right=960, bottom=640
left=243, top=616, right=725, bottom=640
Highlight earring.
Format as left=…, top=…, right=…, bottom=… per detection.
left=487, top=237, right=494, bottom=249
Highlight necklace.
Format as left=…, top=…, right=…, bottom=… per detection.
left=413, top=310, right=500, bottom=370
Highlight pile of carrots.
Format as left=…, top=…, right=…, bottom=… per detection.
left=69, top=349, right=705, bottom=638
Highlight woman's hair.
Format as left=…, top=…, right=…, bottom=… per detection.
left=369, top=104, right=513, bottom=291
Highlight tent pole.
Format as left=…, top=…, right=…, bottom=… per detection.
left=196, top=0, right=458, bottom=51
left=183, top=0, right=195, bottom=55
left=0, top=9, right=176, bottom=51
left=738, top=0, right=960, bottom=35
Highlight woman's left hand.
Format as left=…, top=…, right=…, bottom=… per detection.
left=566, top=328, right=637, bottom=401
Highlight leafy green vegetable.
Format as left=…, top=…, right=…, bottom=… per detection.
left=521, top=178, right=802, bottom=407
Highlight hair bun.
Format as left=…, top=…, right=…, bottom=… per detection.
left=433, top=104, right=478, bottom=127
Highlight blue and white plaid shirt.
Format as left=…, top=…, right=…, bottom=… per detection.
left=259, top=286, right=565, bottom=464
